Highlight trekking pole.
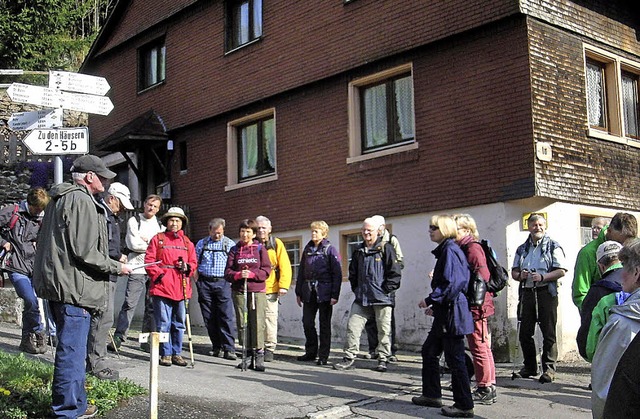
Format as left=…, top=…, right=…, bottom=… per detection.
left=533, top=277, right=544, bottom=379
left=179, top=257, right=195, bottom=368
left=242, top=265, right=248, bottom=372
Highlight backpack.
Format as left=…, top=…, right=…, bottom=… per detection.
left=466, top=268, right=488, bottom=307
left=0, top=204, right=21, bottom=272
left=478, top=239, right=509, bottom=294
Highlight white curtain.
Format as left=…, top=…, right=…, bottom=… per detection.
left=586, top=62, right=605, bottom=127
left=241, top=124, right=258, bottom=178
left=395, top=76, right=414, bottom=141
left=253, top=0, right=263, bottom=38
left=622, top=73, right=639, bottom=138
left=364, top=84, right=387, bottom=148
left=263, top=118, right=275, bottom=170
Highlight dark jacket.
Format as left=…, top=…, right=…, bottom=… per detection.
left=0, top=200, right=42, bottom=277
left=101, top=197, right=123, bottom=283
left=576, top=264, right=623, bottom=359
left=348, top=238, right=401, bottom=306
left=225, top=239, right=271, bottom=293
left=295, top=239, right=342, bottom=303
left=426, top=238, right=473, bottom=337
left=458, top=235, right=495, bottom=320
left=33, top=182, right=121, bottom=312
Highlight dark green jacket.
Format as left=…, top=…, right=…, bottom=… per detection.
left=33, top=182, right=120, bottom=312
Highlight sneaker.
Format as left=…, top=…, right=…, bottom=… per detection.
left=539, top=372, right=554, bottom=383
left=333, top=357, right=355, bottom=370
left=171, top=355, right=188, bottom=367
left=93, top=368, right=119, bottom=381
left=107, top=335, right=122, bottom=352
left=375, top=360, right=387, bottom=372
left=159, top=356, right=172, bottom=366
left=388, top=355, right=398, bottom=363
left=472, top=385, right=496, bottom=405
left=441, top=404, right=474, bottom=418
left=264, top=349, right=274, bottom=362
left=297, top=353, right=316, bottom=362
left=223, top=351, right=237, bottom=360
left=516, top=367, right=537, bottom=378
left=78, top=404, right=98, bottom=419
left=411, top=395, right=443, bottom=407
left=208, top=348, right=221, bottom=357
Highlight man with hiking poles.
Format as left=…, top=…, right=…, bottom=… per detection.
left=511, top=213, right=567, bottom=384
left=144, top=207, right=197, bottom=367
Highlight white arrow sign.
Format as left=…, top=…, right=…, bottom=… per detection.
left=7, top=83, right=114, bottom=115
left=23, top=127, right=89, bottom=155
left=7, top=83, right=61, bottom=108
left=8, top=108, right=63, bottom=131
left=49, top=71, right=110, bottom=96
left=60, top=90, right=114, bottom=116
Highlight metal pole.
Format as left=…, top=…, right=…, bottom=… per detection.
left=149, top=332, right=160, bottom=419
left=54, top=156, right=63, bottom=185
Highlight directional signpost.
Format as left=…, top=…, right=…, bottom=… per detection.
left=7, top=83, right=114, bottom=115
left=8, top=108, right=63, bottom=131
left=49, top=70, right=110, bottom=96
left=22, top=127, right=89, bottom=155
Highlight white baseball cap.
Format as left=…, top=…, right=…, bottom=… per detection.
left=108, top=182, right=134, bottom=210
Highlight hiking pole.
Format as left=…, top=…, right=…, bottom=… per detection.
left=179, top=257, right=195, bottom=368
left=242, top=265, right=249, bottom=372
left=533, top=278, right=544, bottom=380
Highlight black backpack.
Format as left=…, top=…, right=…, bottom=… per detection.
left=478, top=239, right=509, bottom=294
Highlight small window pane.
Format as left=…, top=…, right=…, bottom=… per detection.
left=622, top=72, right=639, bottom=138
left=237, top=116, right=275, bottom=181
left=139, top=39, right=166, bottom=90
left=346, top=233, right=363, bottom=265
left=227, top=0, right=262, bottom=50
left=284, top=240, right=301, bottom=281
left=586, top=60, right=606, bottom=128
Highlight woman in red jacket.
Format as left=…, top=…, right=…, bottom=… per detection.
left=454, top=213, right=496, bottom=405
left=145, top=207, right=197, bottom=367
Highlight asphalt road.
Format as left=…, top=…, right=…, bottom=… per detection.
left=0, top=322, right=593, bottom=418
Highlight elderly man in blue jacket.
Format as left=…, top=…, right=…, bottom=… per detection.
left=334, top=217, right=402, bottom=373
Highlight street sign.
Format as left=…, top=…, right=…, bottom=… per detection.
left=49, top=70, right=110, bottom=96
left=60, top=90, right=114, bottom=115
left=23, top=127, right=89, bottom=155
left=7, top=83, right=61, bottom=108
left=8, top=108, right=63, bottom=131
left=7, top=83, right=114, bottom=115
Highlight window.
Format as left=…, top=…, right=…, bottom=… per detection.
left=348, top=64, right=418, bottom=163
left=340, top=231, right=363, bottom=278
left=283, top=239, right=302, bottom=283
left=138, top=38, right=166, bottom=91
left=226, top=109, right=277, bottom=190
left=226, top=0, right=262, bottom=51
left=584, top=45, right=640, bottom=145
left=179, top=141, right=187, bottom=172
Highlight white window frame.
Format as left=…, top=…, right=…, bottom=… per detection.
left=225, top=108, right=277, bottom=191
left=584, top=44, right=640, bottom=147
left=347, top=63, right=418, bottom=164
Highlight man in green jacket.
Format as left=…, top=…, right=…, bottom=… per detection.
left=33, top=155, right=131, bottom=419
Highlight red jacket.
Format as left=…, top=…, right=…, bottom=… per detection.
left=145, top=230, right=197, bottom=301
left=458, top=235, right=495, bottom=319
left=225, top=239, right=271, bottom=293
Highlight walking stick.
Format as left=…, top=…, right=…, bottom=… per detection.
left=241, top=266, right=249, bottom=371
left=179, top=257, right=195, bottom=368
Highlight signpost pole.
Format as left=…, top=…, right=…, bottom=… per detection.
left=54, top=157, right=63, bottom=185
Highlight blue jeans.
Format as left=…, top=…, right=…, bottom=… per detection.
left=152, top=296, right=186, bottom=356
left=421, top=318, right=473, bottom=410
left=10, top=272, right=43, bottom=337
left=50, top=302, right=91, bottom=418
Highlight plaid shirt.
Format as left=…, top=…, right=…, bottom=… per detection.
left=195, top=236, right=234, bottom=278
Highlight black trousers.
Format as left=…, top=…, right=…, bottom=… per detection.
left=302, top=292, right=333, bottom=359
left=518, top=286, right=558, bottom=373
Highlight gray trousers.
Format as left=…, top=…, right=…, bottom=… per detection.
left=87, top=281, right=117, bottom=373
left=344, top=302, right=392, bottom=361
left=114, top=274, right=155, bottom=339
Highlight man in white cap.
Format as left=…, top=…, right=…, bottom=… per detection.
left=86, top=182, right=134, bottom=380
left=34, top=154, right=132, bottom=418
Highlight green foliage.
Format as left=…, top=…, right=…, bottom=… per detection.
left=0, top=0, right=114, bottom=83
left=0, top=350, right=146, bottom=418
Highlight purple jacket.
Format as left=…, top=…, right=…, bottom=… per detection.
left=295, top=239, right=342, bottom=303
left=225, top=239, right=271, bottom=293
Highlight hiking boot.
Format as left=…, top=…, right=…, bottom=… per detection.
left=297, top=353, right=316, bottom=362
left=223, top=351, right=237, bottom=360
left=264, top=349, right=274, bottom=362
left=107, top=335, right=122, bottom=352
left=375, top=360, right=387, bottom=372
left=159, top=356, right=172, bottom=366
left=171, top=355, right=188, bottom=367
left=19, top=333, right=39, bottom=354
left=254, top=351, right=265, bottom=372
left=35, top=331, right=47, bottom=354
left=539, top=372, right=554, bottom=383
left=441, top=404, right=474, bottom=418
left=208, top=348, right=221, bottom=357
left=236, top=356, right=251, bottom=370
left=516, top=367, right=537, bottom=378
left=317, top=358, right=328, bottom=365
left=333, top=357, right=355, bottom=370
left=93, top=368, right=119, bottom=381
left=78, top=404, right=98, bottom=419
left=140, top=342, right=150, bottom=353
left=388, top=355, right=398, bottom=363
left=411, top=395, right=443, bottom=407
left=472, top=385, right=496, bottom=405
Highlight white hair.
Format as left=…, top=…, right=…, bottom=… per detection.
left=71, top=172, right=87, bottom=182
left=255, top=215, right=271, bottom=226
left=371, top=215, right=386, bottom=231
left=363, top=217, right=382, bottom=231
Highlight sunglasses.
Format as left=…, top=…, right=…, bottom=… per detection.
left=429, top=225, right=439, bottom=231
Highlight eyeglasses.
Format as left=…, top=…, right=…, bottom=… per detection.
left=429, top=225, right=439, bottom=231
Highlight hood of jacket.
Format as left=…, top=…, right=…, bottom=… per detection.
left=610, top=288, right=640, bottom=321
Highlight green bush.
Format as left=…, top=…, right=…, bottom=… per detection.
left=0, top=350, right=146, bottom=418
